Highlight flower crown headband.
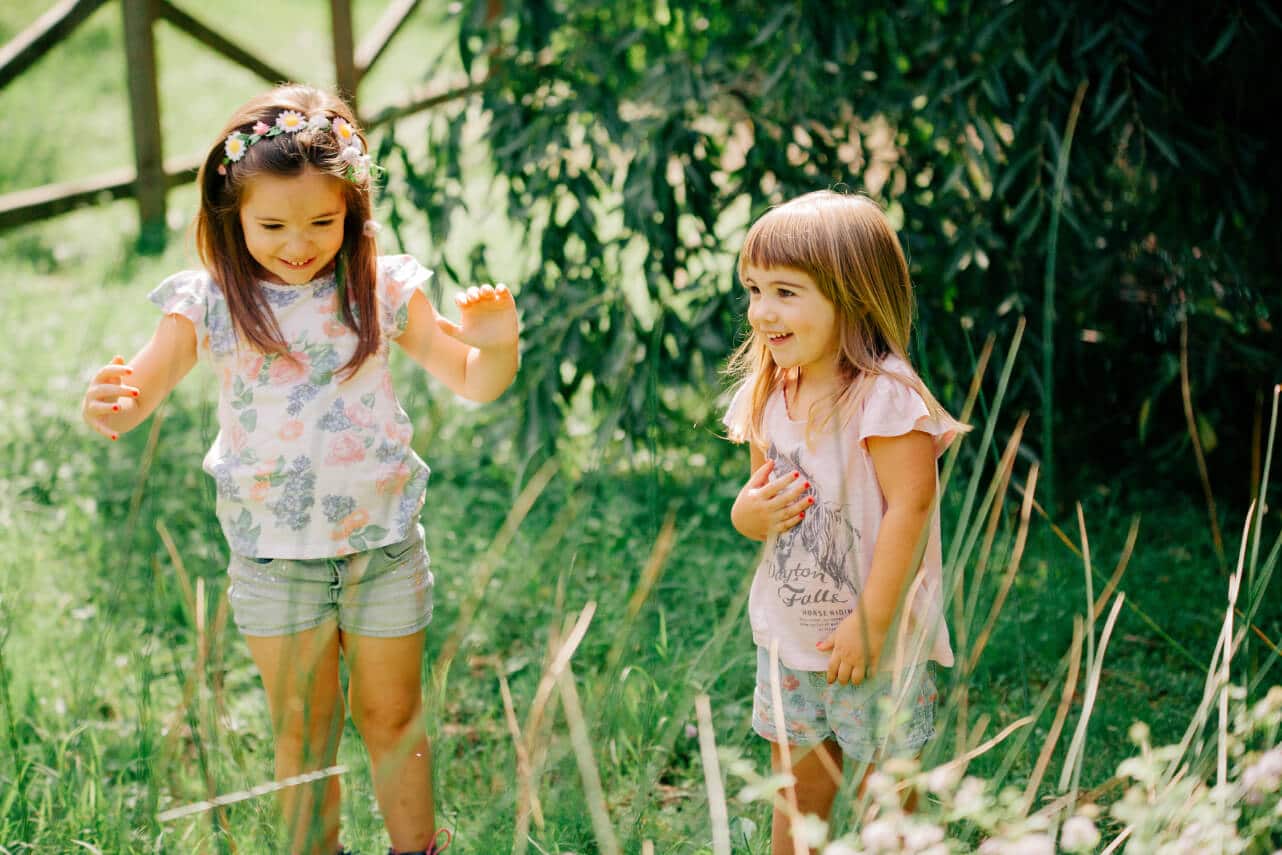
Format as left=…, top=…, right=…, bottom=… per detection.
left=217, top=110, right=382, bottom=184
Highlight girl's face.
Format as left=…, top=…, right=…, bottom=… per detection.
left=743, top=263, right=840, bottom=383
left=238, top=168, right=347, bottom=285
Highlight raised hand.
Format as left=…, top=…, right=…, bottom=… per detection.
left=435, top=283, right=519, bottom=351
left=730, top=459, right=814, bottom=540
left=81, top=355, right=139, bottom=441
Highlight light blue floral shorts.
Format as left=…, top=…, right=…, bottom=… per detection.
left=752, top=647, right=938, bottom=762
left=226, top=524, right=433, bottom=638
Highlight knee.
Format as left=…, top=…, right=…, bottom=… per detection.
left=350, top=691, right=422, bottom=741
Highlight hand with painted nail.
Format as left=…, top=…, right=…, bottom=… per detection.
left=435, top=283, right=519, bottom=351
left=81, top=355, right=139, bottom=441
left=730, top=459, right=814, bottom=541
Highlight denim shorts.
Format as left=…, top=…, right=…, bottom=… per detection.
left=752, top=647, right=938, bottom=762
left=226, top=524, right=433, bottom=638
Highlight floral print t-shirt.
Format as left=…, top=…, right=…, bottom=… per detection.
left=149, top=255, right=432, bottom=559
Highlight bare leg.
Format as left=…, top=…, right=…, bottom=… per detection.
left=343, top=629, right=435, bottom=851
left=771, top=739, right=846, bottom=855
left=245, top=623, right=344, bottom=855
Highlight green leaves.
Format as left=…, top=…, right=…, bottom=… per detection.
left=384, top=0, right=1279, bottom=491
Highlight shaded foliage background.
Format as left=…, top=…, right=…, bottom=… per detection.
left=384, top=0, right=1281, bottom=511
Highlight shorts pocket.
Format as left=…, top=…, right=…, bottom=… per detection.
left=379, top=529, right=421, bottom=561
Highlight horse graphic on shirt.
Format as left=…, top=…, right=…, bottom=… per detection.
left=766, top=443, right=861, bottom=608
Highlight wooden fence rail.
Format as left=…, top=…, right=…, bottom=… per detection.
left=0, top=0, right=483, bottom=244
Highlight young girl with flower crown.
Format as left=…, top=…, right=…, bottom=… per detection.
left=80, top=84, right=518, bottom=855
left=723, top=190, right=967, bottom=854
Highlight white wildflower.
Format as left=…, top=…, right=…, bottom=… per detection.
left=1060, top=815, right=1101, bottom=852
left=861, top=818, right=900, bottom=853
left=1009, top=832, right=1054, bottom=855
left=822, top=842, right=861, bottom=855
left=925, top=763, right=961, bottom=795
left=903, top=821, right=945, bottom=851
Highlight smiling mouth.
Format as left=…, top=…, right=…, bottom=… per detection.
left=765, top=332, right=793, bottom=345
left=280, top=257, right=315, bottom=269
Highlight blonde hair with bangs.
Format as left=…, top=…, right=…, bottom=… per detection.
left=725, top=190, right=963, bottom=447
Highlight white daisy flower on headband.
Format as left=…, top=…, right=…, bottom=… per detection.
left=333, top=118, right=357, bottom=146
left=307, top=113, right=330, bottom=131
left=224, top=133, right=247, bottom=161
left=339, top=145, right=364, bottom=166
left=363, top=220, right=382, bottom=236
left=276, top=110, right=306, bottom=133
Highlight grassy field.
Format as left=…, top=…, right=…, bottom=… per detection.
left=2, top=1, right=1280, bottom=852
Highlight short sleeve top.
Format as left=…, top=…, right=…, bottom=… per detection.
left=724, top=356, right=960, bottom=671
left=149, top=255, right=432, bottom=558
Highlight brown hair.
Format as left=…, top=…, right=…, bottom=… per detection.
left=194, top=83, right=378, bottom=379
left=725, top=190, right=966, bottom=446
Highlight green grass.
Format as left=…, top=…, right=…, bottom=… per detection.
left=3, top=1, right=1281, bottom=852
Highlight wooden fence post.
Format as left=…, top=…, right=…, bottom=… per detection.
left=330, top=0, right=359, bottom=113
left=121, top=0, right=167, bottom=251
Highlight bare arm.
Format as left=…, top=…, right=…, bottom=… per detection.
left=819, top=429, right=937, bottom=683
left=81, top=314, right=198, bottom=440
left=394, top=286, right=519, bottom=403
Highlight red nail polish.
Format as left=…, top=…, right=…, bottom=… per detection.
left=110, top=434, right=118, bottom=441
left=808, top=497, right=814, bottom=504
left=131, top=391, right=139, bottom=397
left=803, top=481, right=810, bottom=489
left=799, top=511, right=805, bottom=519
left=112, top=404, right=119, bottom=412
left=792, top=472, right=799, bottom=479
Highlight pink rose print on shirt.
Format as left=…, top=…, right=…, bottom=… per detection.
left=781, top=674, right=801, bottom=691
left=331, top=508, right=370, bottom=540
left=345, top=402, right=376, bottom=428
left=278, top=420, right=304, bottom=441
left=376, top=462, right=412, bottom=495
left=250, top=480, right=271, bottom=501
left=323, top=319, right=348, bottom=338
left=326, top=434, right=366, bottom=465
left=269, top=352, right=310, bottom=385
left=385, top=421, right=412, bottom=444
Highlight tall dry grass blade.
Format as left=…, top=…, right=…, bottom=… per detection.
left=968, top=463, right=1039, bottom=673
left=1219, top=507, right=1252, bottom=793
left=919, top=714, right=1033, bottom=785
left=1179, top=316, right=1226, bottom=569
left=156, top=519, right=196, bottom=621
left=695, top=694, right=731, bottom=855
left=124, top=403, right=166, bottom=543
left=1249, top=385, right=1279, bottom=576
left=1099, top=826, right=1133, bottom=854
left=1076, top=505, right=1097, bottom=696
left=156, top=766, right=348, bottom=822
left=641, top=843, right=655, bottom=855
left=768, top=639, right=806, bottom=855
left=960, top=413, right=1029, bottom=643
left=1058, top=594, right=1125, bottom=800
left=434, top=459, right=558, bottom=676
left=1092, top=516, right=1139, bottom=620
left=601, top=510, right=677, bottom=683
left=946, top=317, right=1025, bottom=572
left=939, top=332, right=995, bottom=495
left=557, top=662, right=620, bottom=855
left=499, top=670, right=544, bottom=854
left=518, top=601, right=597, bottom=843
left=1021, top=618, right=1083, bottom=814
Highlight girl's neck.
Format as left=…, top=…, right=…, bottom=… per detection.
left=783, top=362, right=844, bottom=421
